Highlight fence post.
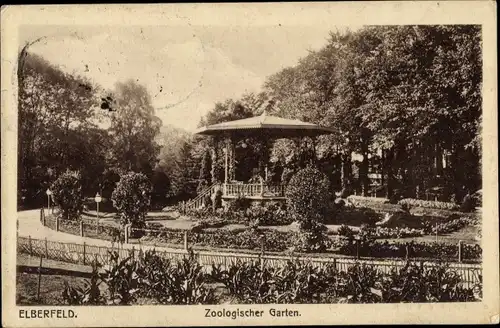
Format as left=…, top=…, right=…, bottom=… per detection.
left=132, top=246, right=135, bottom=259
left=80, top=221, right=84, bottom=237
left=124, top=224, right=131, bottom=244
left=44, top=238, right=48, bottom=258
left=458, top=240, right=463, bottom=263
left=333, top=258, right=337, bottom=271
left=83, top=242, right=86, bottom=265
left=29, top=235, right=33, bottom=256
left=37, top=256, right=43, bottom=302
left=183, top=231, right=188, bottom=251
left=40, top=208, right=46, bottom=226
left=55, top=216, right=59, bottom=232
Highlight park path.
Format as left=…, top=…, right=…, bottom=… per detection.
left=16, top=209, right=250, bottom=258
left=17, top=209, right=118, bottom=248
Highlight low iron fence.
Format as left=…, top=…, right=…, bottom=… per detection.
left=17, top=236, right=482, bottom=288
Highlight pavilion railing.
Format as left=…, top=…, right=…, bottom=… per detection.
left=184, top=183, right=219, bottom=211
left=224, top=183, right=286, bottom=198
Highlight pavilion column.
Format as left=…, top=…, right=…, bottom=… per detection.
left=224, top=139, right=229, bottom=184
left=211, top=137, right=220, bottom=184
left=311, top=136, right=318, bottom=164
left=229, top=136, right=236, bottom=182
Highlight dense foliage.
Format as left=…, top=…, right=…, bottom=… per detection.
left=50, top=170, right=84, bottom=221
left=192, top=25, right=482, bottom=202
left=17, top=51, right=162, bottom=209
left=335, top=239, right=482, bottom=262
left=286, top=166, right=332, bottom=222
left=62, top=251, right=481, bottom=305
left=140, top=225, right=299, bottom=253
left=111, top=172, right=152, bottom=228
left=19, top=25, right=482, bottom=211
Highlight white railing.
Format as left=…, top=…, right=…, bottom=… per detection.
left=224, top=183, right=286, bottom=198
left=184, top=183, right=219, bottom=211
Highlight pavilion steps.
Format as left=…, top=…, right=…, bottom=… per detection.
left=183, top=183, right=219, bottom=211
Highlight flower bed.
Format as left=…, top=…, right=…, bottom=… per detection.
left=185, top=204, right=294, bottom=227
left=84, top=223, right=122, bottom=242
left=59, top=219, right=81, bottom=236
left=337, top=239, right=482, bottom=262
left=44, top=214, right=123, bottom=242
left=141, top=225, right=298, bottom=252
left=347, top=195, right=390, bottom=204
left=398, top=198, right=459, bottom=211
left=61, top=250, right=482, bottom=305
left=421, top=214, right=479, bottom=234
left=336, top=225, right=425, bottom=239
left=139, top=223, right=481, bottom=262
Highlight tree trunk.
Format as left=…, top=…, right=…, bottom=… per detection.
left=385, top=147, right=394, bottom=199
left=341, top=151, right=352, bottom=190
left=360, top=129, right=371, bottom=197
left=360, top=150, right=369, bottom=197
left=380, top=149, right=385, bottom=187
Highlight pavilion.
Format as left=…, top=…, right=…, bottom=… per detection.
left=185, top=111, right=335, bottom=209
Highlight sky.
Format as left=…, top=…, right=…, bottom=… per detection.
left=20, top=24, right=361, bottom=131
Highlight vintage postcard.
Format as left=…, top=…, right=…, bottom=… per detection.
left=1, top=2, right=498, bottom=327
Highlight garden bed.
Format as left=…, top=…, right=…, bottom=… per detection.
left=28, top=250, right=482, bottom=305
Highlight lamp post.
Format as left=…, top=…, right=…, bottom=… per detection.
left=354, top=235, right=361, bottom=259
left=46, top=188, right=52, bottom=214
left=95, top=192, right=102, bottom=220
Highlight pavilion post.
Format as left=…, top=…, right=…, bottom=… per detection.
left=312, top=136, right=318, bottom=164
left=229, top=136, right=236, bottom=181
left=224, top=140, right=229, bottom=184
left=211, top=137, right=219, bottom=184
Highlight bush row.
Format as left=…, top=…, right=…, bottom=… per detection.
left=429, top=215, right=479, bottom=235
left=139, top=224, right=482, bottom=261
left=141, top=225, right=297, bottom=252
left=334, top=239, right=482, bottom=262
left=337, top=224, right=425, bottom=239
left=347, top=195, right=390, bottom=204
left=398, top=198, right=459, bottom=211
left=185, top=203, right=294, bottom=227
left=62, top=250, right=482, bottom=305
left=55, top=217, right=123, bottom=243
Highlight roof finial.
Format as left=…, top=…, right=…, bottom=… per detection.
left=259, top=110, right=267, bottom=123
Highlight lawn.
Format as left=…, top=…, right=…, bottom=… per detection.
left=16, top=273, right=90, bottom=305
left=17, top=254, right=100, bottom=306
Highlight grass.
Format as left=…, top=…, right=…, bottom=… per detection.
left=16, top=272, right=97, bottom=305
left=16, top=254, right=106, bottom=306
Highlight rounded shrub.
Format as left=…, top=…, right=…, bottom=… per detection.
left=293, top=220, right=331, bottom=252
left=285, top=166, right=332, bottom=222
left=213, top=189, right=223, bottom=209
left=51, top=170, right=84, bottom=221
left=111, top=172, right=152, bottom=228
